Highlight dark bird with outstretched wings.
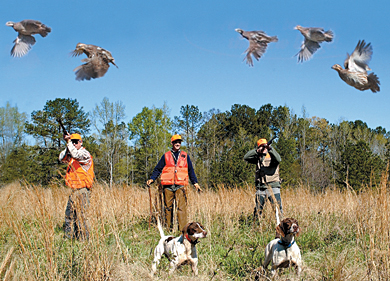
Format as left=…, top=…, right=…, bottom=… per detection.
left=6, top=20, right=51, bottom=57
left=295, top=25, right=333, bottom=63
left=235, top=28, right=278, bottom=67
left=71, top=43, right=118, bottom=81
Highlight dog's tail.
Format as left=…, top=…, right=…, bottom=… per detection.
left=276, top=208, right=280, bottom=226
left=156, top=216, right=165, bottom=238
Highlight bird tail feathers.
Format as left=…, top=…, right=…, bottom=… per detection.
left=368, top=73, right=380, bottom=93
left=40, top=25, right=51, bottom=37
left=324, top=30, right=334, bottom=42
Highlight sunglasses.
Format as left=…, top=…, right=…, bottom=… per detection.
left=71, top=140, right=80, bottom=144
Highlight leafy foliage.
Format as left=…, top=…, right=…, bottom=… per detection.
left=335, top=140, right=384, bottom=189
left=2, top=99, right=390, bottom=190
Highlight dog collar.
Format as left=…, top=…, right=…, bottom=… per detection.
left=278, top=239, right=295, bottom=249
left=185, top=234, right=199, bottom=245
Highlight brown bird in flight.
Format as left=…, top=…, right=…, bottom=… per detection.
left=294, top=25, right=333, bottom=63
left=331, top=40, right=380, bottom=93
left=6, top=20, right=51, bottom=57
left=235, top=28, right=278, bottom=66
left=71, top=43, right=118, bottom=81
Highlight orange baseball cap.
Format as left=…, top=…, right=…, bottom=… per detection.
left=70, top=133, right=82, bottom=141
left=171, top=134, right=182, bottom=143
left=257, top=138, right=267, bottom=147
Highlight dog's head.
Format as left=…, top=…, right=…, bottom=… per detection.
left=276, top=218, right=300, bottom=238
left=182, top=222, right=207, bottom=242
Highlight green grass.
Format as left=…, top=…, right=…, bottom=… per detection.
left=0, top=181, right=389, bottom=280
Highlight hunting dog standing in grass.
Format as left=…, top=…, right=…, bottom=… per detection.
left=151, top=219, right=207, bottom=276
left=263, top=217, right=302, bottom=277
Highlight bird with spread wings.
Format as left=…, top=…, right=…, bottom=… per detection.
left=331, top=40, right=380, bottom=93
left=235, top=28, right=278, bottom=67
left=71, top=43, right=118, bottom=81
left=6, top=20, right=51, bottom=57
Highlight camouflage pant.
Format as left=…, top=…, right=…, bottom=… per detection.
left=254, top=188, right=283, bottom=219
left=65, top=188, right=90, bottom=240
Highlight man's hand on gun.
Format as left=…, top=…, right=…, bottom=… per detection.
left=146, top=179, right=154, bottom=186
left=64, top=133, right=71, bottom=142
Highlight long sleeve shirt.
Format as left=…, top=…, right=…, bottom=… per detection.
left=244, top=147, right=281, bottom=189
left=150, top=150, right=198, bottom=186
left=59, top=141, right=92, bottom=172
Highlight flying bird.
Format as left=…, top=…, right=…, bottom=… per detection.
left=331, top=40, right=380, bottom=93
left=6, top=20, right=51, bottom=57
left=294, top=25, right=333, bottom=63
left=235, top=28, right=278, bottom=66
left=71, top=43, right=118, bottom=81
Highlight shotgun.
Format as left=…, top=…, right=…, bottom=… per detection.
left=56, top=118, right=68, bottom=135
left=267, top=135, right=277, bottom=146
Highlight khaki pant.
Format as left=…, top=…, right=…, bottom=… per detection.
left=163, top=187, right=187, bottom=231
left=65, top=187, right=90, bottom=240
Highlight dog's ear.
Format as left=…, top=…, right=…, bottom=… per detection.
left=276, top=223, right=285, bottom=238
left=182, top=222, right=191, bottom=235
left=295, top=226, right=301, bottom=237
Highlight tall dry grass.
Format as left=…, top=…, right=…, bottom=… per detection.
left=0, top=178, right=389, bottom=280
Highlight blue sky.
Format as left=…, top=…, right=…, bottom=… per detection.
left=1, top=0, right=389, bottom=132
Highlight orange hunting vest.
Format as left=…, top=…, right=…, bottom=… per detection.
left=65, top=156, right=94, bottom=190
left=160, top=151, right=189, bottom=185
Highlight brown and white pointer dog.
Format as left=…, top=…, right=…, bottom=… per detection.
left=263, top=217, right=302, bottom=276
left=151, top=218, right=207, bottom=276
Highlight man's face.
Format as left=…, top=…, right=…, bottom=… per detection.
left=172, top=140, right=182, bottom=151
left=257, top=145, right=268, bottom=155
left=71, top=139, right=82, bottom=150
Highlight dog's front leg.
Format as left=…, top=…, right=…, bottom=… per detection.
left=168, top=256, right=179, bottom=275
left=190, top=258, right=198, bottom=276
left=150, top=245, right=164, bottom=276
left=270, top=265, right=277, bottom=278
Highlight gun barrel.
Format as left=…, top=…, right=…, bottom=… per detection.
left=267, top=136, right=277, bottom=146
left=57, top=118, right=68, bottom=135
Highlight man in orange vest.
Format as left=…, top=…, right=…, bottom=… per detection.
left=59, top=133, right=94, bottom=240
left=147, top=134, right=202, bottom=231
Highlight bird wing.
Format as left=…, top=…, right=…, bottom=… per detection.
left=307, top=28, right=329, bottom=42
left=19, top=20, right=42, bottom=34
left=71, top=48, right=85, bottom=57
left=10, top=34, right=36, bottom=57
left=74, top=56, right=109, bottom=81
left=244, top=40, right=268, bottom=66
left=296, top=39, right=320, bottom=62
left=345, top=40, right=372, bottom=73
left=74, top=59, right=95, bottom=81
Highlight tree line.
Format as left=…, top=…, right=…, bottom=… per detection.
left=1, top=98, right=388, bottom=190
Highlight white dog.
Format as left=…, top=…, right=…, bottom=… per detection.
left=151, top=219, right=207, bottom=276
left=263, top=217, right=302, bottom=276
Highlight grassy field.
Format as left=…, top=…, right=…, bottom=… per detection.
left=0, top=177, right=389, bottom=280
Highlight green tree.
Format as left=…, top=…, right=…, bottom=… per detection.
left=0, top=102, right=27, bottom=164
left=91, top=97, right=127, bottom=187
left=128, top=104, right=172, bottom=183
left=174, top=105, right=203, bottom=160
left=335, top=140, right=384, bottom=190
left=25, top=98, right=90, bottom=149
left=23, top=98, right=90, bottom=185
left=196, top=109, right=222, bottom=187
